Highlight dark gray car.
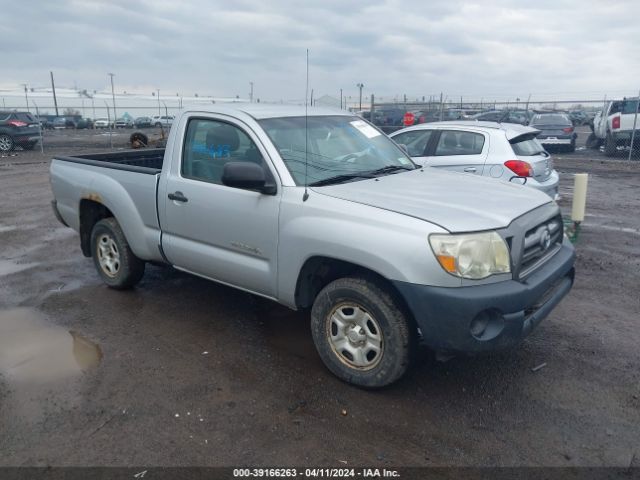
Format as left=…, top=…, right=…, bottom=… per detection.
left=529, top=113, right=577, bottom=153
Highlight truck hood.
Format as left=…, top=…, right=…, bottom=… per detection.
left=312, top=168, right=552, bottom=232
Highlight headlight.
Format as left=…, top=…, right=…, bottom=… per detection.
left=429, top=231, right=510, bottom=279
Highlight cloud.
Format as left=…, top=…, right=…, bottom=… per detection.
left=1, top=0, right=639, bottom=101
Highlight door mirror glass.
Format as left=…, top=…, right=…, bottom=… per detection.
left=222, top=161, right=272, bottom=193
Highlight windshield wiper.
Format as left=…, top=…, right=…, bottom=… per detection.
left=368, top=164, right=416, bottom=175
left=309, top=172, right=376, bottom=186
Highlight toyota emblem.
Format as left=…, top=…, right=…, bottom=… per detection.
left=540, top=227, right=552, bottom=250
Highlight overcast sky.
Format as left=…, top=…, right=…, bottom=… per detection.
left=2, top=0, right=639, bottom=102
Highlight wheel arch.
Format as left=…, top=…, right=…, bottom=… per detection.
left=79, top=199, right=114, bottom=257
left=294, top=256, right=416, bottom=326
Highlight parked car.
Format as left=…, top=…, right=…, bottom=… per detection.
left=94, top=118, right=111, bottom=128
left=373, top=108, right=406, bottom=126
left=529, top=113, right=577, bottom=152
left=471, top=110, right=532, bottom=125
left=389, top=121, right=559, bottom=199
left=50, top=105, right=575, bottom=387
left=589, top=98, right=640, bottom=156
left=568, top=110, right=589, bottom=126
left=53, top=117, right=68, bottom=129
left=134, top=116, right=153, bottom=128
left=75, top=118, right=94, bottom=129
left=152, top=115, right=174, bottom=128
left=0, top=111, right=40, bottom=152
left=115, top=118, right=134, bottom=129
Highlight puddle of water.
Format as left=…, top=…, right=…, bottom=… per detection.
left=0, top=259, right=39, bottom=277
left=0, top=307, right=102, bottom=383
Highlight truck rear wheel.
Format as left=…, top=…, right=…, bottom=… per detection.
left=90, top=218, right=145, bottom=289
left=310, top=276, right=412, bottom=388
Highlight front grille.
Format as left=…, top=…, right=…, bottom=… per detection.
left=519, top=215, right=563, bottom=276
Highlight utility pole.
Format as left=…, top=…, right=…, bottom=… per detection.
left=157, top=89, right=161, bottom=116
left=249, top=82, right=254, bottom=103
left=50, top=71, right=59, bottom=116
left=21, top=84, right=29, bottom=112
left=356, top=83, right=364, bottom=111
left=108, top=73, right=117, bottom=120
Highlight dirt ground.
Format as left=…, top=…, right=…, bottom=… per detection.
left=0, top=127, right=639, bottom=468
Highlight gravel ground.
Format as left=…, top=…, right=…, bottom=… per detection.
left=0, top=128, right=639, bottom=468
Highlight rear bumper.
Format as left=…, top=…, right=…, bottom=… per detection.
left=51, top=200, right=69, bottom=227
left=393, top=241, right=575, bottom=353
left=538, top=137, right=572, bottom=145
left=527, top=169, right=559, bottom=199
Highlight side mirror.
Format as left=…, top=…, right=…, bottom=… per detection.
left=222, top=162, right=275, bottom=194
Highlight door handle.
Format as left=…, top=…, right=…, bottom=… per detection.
left=168, top=191, right=188, bottom=203
left=463, top=167, right=477, bottom=173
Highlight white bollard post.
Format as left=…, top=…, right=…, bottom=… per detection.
left=571, top=173, right=589, bottom=223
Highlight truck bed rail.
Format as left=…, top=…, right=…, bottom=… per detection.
left=54, top=148, right=165, bottom=174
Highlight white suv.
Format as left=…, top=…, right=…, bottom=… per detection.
left=152, top=115, right=174, bottom=128
left=390, top=121, right=559, bottom=199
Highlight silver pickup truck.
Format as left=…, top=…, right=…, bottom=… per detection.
left=50, top=105, right=575, bottom=387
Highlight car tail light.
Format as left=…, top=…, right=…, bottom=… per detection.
left=504, top=160, right=532, bottom=177
left=612, top=116, right=621, bottom=129
left=7, top=120, right=28, bottom=127
left=562, top=126, right=574, bottom=133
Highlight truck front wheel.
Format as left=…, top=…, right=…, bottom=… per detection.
left=310, top=277, right=413, bottom=388
left=90, top=218, right=145, bottom=289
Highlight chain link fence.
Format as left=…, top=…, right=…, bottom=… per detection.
left=1, top=90, right=639, bottom=159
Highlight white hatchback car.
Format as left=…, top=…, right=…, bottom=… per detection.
left=389, top=121, right=559, bottom=199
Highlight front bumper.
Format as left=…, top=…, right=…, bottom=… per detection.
left=393, top=242, right=575, bottom=353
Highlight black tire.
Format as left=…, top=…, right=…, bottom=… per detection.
left=90, top=218, right=145, bottom=289
left=0, top=134, right=15, bottom=152
left=310, top=276, right=413, bottom=388
left=604, top=132, right=616, bottom=157
left=586, top=133, right=603, bottom=149
left=155, top=122, right=162, bottom=128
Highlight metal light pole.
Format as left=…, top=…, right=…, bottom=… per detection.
left=32, top=101, right=44, bottom=154
left=50, top=71, right=59, bottom=117
left=108, top=73, right=117, bottom=120
left=21, top=84, right=29, bottom=112
left=157, top=89, right=161, bottom=116
left=249, top=82, right=254, bottom=103
left=356, top=83, right=364, bottom=111
left=340, top=88, right=343, bottom=109
left=104, top=100, right=113, bottom=149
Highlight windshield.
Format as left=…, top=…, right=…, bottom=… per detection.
left=259, top=115, right=414, bottom=185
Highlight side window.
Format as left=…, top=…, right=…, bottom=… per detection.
left=392, top=130, right=433, bottom=156
left=182, top=119, right=264, bottom=184
left=435, top=131, right=485, bottom=156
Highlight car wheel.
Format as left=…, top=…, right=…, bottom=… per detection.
left=155, top=122, right=162, bottom=128
left=604, top=132, right=616, bottom=157
left=90, top=218, right=145, bottom=289
left=586, top=133, right=603, bottom=149
left=0, top=134, right=15, bottom=152
left=310, top=276, right=413, bottom=388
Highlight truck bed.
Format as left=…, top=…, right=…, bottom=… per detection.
left=55, top=148, right=165, bottom=174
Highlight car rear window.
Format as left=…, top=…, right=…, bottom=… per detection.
left=531, top=114, right=570, bottom=125
left=13, top=113, right=35, bottom=123
left=511, top=137, right=545, bottom=156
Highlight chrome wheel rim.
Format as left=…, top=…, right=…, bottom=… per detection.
left=327, top=303, right=383, bottom=370
left=0, top=135, right=13, bottom=152
left=97, top=234, right=120, bottom=277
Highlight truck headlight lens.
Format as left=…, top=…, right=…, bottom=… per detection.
left=429, top=232, right=511, bottom=279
